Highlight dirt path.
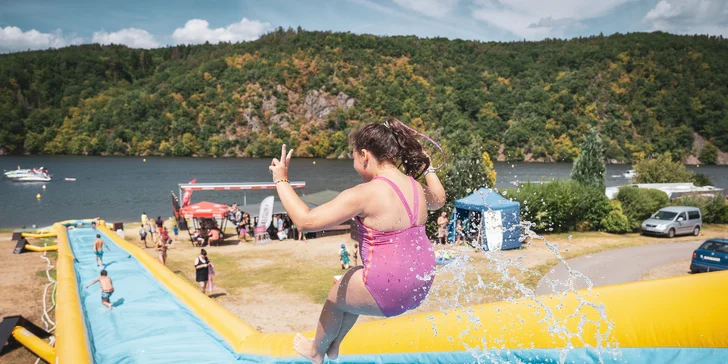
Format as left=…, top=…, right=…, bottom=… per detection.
left=0, top=233, right=54, bottom=362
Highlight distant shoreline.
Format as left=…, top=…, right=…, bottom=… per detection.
left=3, top=154, right=726, bottom=166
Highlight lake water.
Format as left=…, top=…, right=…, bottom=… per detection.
left=1, top=156, right=727, bottom=228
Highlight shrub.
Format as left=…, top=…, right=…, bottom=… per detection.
left=507, top=180, right=610, bottom=233
left=600, top=210, right=631, bottom=234
left=615, top=187, right=670, bottom=230
left=633, top=153, right=694, bottom=184
left=700, top=143, right=719, bottom=165
left=671, top=194, right=728, bottom=224
left=692, top=173, right=714, bottom=187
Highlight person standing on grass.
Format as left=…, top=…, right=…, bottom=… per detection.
left=269, top=118, right=446, bottom=363
left=352, top=243, right=359, bottom=266
left=437, top=211, right=448, bottom=245
left=195, top=249, right=211, bottom=293
left=339, top=244, right=351, bottom=269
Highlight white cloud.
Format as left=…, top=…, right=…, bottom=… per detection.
left=392, top=0, right=459, bottom=18
left=528, top=16, right=585, bottom=30
left=92, top=28, right=159, bottom=48
left=0, top=26, right=82, bottom=53
left=472, top=0, right=633, bottom=39
left=172, top=18, right=270, bottom=45
left=643, top=0, right=728, bottom=36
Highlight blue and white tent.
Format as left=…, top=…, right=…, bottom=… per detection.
left=449, top=188, right=522, bottom=251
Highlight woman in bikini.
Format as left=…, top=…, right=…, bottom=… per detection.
left=269, top=118, right=446, bottom=363
left=156, top=236, right=168, bottom=265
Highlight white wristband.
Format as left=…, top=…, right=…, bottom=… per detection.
left=423, top=168, right=436, bottom=176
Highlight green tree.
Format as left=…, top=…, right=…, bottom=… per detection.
left=633, top=153, right=694, bottom=184
left=615, top=187, right=669, bottom=230
left=442, top=147, right=490, bottom=208
left=570, top=127, right=605, bottom=190
left=692, top=173, right=714, bottom=187
left=480, top=151, right=497, bottom=189
left=700, top=142, right=719, bottom=164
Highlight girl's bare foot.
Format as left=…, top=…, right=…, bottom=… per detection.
left=293, top=333, right=323, bottom=364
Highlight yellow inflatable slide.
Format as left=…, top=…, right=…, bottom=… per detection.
left=14, top=219, right=728, bottom=363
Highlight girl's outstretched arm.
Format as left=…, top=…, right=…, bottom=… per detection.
left=270, top=144, right=366, bottom=232
left=276, top=183, right=366, bottom=232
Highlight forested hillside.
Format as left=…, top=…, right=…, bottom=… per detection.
left=1, top=29, right=727, bottom=162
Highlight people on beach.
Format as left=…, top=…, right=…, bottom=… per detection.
left=437, top=211, right=448, bottom=245
left=192, top=228, right=205, bottom=246
left=276, top=215, right=288, bottom=240
left=156, top=216, right=164, bottom=234
left=339, top=244, right=351, bottom=269
left=208, top=228, right=220, bottom=246
left=148, top=218, right=158, bottom=243
left=161, top=227, right=171, bottom=245
left=195, top=249, right=211, bottom=293
left=93, top=234, right=109, bottom=267
left=85, top=269, right=114, bottom=310
left=352, top=243, right=359, bottom=266
left=139, top=226, right=148, bottom=247
left=238, top=212, right=249, bottom=241
left=141, top=212, right=149, bottom=229
left=455, top=220, right=464, bottom=245
left=269, top=118, right=446, bottom=363
left=156, top=236, right=168, bottom=265
left=172, top=224, right=179, bottom=243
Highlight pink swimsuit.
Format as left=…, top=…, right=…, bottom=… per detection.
left=356, top=176, right=436, bottom=317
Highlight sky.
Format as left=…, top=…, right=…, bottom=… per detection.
left=0, top=0, right=726, bottom=53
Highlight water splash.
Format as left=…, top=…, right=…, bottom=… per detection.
left=421, top=188, right=621, bottom=364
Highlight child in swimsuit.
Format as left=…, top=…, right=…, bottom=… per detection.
left=269, top=118, right=446, bottom=364
left=352, top=243, right=359, bottom=266
left=85, top=269, right=114, bottom=310
left=340, top=244, right=351, bottom=269
left=93, top=234, right=109, bottom=267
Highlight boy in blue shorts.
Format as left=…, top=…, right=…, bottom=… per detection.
left=93, top=234, right=110, bottom=267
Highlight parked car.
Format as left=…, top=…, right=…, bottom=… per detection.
left=640, top=206, right=701, bottom=238
left=690, top=239, right=728, bottom=273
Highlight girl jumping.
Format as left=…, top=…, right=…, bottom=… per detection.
left=269, top=118, right=446, bottom=363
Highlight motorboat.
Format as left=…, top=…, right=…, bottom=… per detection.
left=65, top=178, right=76, bottom=181
left=4, top=167, right=33, bottom=178
left=13, top=173, right=52, bottom=182
left=6, top=167, right=52, bottom=182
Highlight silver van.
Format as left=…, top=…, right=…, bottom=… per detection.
left=641, top=206, right=702, bottom=238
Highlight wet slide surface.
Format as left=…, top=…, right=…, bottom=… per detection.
left=68, top=227, right=241, bottom=363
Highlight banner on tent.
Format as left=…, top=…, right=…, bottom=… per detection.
left=483, top=210, right=503, bottom=251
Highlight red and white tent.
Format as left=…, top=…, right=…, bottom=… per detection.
left=179, top=201, right=229, bottom=219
